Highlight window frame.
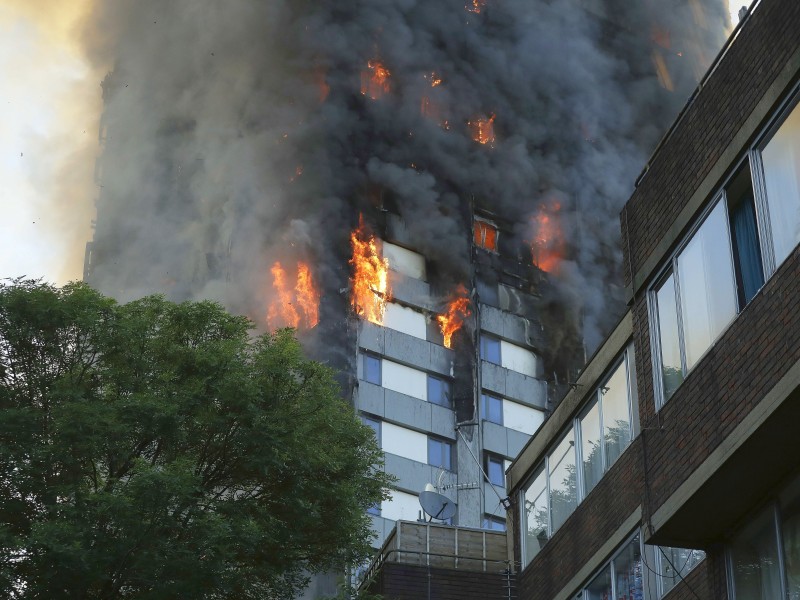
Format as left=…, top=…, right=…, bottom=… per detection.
left=649, top=87, right=800, bottom=409
left=474, top=218, right=499, bottom=252
left=485, top=452, right=506, bottom=487
left=482, top=515, right=506, bottom=531
left=480, top=335, right=502, bottom=365
left=427, top=374, right=453, bottom=408
left=427, top=436, right=454, bottom=471
left=481, top=392, right=504, bottom=425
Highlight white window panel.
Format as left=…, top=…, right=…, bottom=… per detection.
left=382, top=359, right=427, bottom=400
left=500, top=340, right=539, bottom=377
left=383, top=302, right=427, bottom=339
left=381, top=422, right=428, bottom=464
left=503, top=400, right=544, bottom=436
left=381, top=489, right=421, bottom=522
left=383, top=241, right=427, bottom=281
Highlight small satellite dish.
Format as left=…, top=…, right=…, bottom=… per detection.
left=419, top=490, right=457, bottom=521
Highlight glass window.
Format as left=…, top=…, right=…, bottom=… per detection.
left=483, top=515, right=506, bottom=531
left=486, top=454, right=505, bottom=487
left=474, top=220, right=498, bottom=252
left=657, top=547, right=705, bottom=597
left=579, top=399, right=603, bottom=497
left=367, top=503, right=381, bottom=516
left=780, top=478, right=800, bottom=600
left=427, top=437, right=452, bottom=470
left=655, top=275, right=683, bottom=403
left=761, top=99, right=800, bottom=267
left=727, top=164, right=765, bottom=307
left=481, top=336, right=502, bottom=364
left=522, top=464, right=548, bottom=566
left=602, top=360, right=632, bottom=468
left=361, top=415, right=381, bottom=445
left=730, top=505, right=783, bottom=600
left=363, top=353, right=381, bottom=385
left=548, top=429, right=577, bottom=533
left=677, top=201, right=737, bottom=369
left=427, top=375, right=452, bottom=408
left=481, top=393, right=503, bottom=425
left=585, top=564, right=612, bottom=600
left=613, top=536, right=644, bottom=600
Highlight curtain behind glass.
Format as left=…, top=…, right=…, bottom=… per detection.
left=731, top=193, right=765, bottom=305
left=762, top=101, right=800, bottom=267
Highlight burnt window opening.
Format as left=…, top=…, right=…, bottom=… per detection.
left=474, top=219, right=498, bottom=252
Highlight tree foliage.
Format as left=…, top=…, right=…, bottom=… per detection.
left=0, top=279, right=389, bottom=599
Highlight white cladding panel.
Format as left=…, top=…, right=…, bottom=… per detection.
left=382, top=360, right=427, bottom=400
left=503, top=400, right=545, bottom=436
left=382, top=490, right=421, bottom=522
left=381, top=422, right=428, bottom=464
left=383, top=303, right=427, bottom=339
left=383, top=241, right=427, bottom=281
left=501, top=340, right=538, bottom=377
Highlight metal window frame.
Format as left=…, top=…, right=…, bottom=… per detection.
left=362, top=352, right=382, bottom=385
left=481, top=392, right=504, bottom=425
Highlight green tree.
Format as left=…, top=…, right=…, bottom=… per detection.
left=0, top=279, right=389, bottom=599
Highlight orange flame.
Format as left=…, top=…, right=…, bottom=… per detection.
left=267, top=261, right=320, bottom=330
left=361, top=60, right=391, bottom=100
left=468, top=114, right=495, bottom=145
left=530, top=202, right=565, bottom=274
left=350, top=216, right=391, bottom=324
left=436, top=284, right=472, bottom=349
left=466, top=0, right=486, bottom=13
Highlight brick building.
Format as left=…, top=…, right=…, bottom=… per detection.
left=506, top=0, right=800, bottom=599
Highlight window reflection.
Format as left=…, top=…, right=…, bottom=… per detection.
left=730, top=506, right=782, bottom=600
left=656, top=275, right=683, bottom=402
left=602, top=361, right=631, bottom=467
left=580, top=400, right=603, bottom=497
left=762, top=99, right=800, bottom=267
left=549, top=430, right=577, bottom=532
left=522, top=465, right=548, bottom=566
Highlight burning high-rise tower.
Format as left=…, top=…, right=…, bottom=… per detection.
left=82, top=0, right=730, bottom=556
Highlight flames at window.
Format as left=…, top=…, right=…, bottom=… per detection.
left=437, top=284, right=472, bottom=349
left=350, top=216, right=391, bottom=324
left=466, top=0, right=487, bottom=14
left=529, top=201, right=565, bottom=274
left=468, top=114, right=495, bottom=145
left=361, top=60, right=391, bottom=100
left=267, top=261, right=320, bottom=330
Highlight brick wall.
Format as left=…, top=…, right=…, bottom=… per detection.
left=516, top=439, right=643, bottom=600
left=621, top=0, right=800, bottom=287
left=367, top=562, right=511, bottom=600
left=633, top=244, right=800, bottom=520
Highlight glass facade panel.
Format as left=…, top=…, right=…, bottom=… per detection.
left=549, top=429, right=577, bottom=533
left=481, top=393, right=503, bottom=425
left=363, top=354, right=381, bottom=385
left=781, top=478, right=800, bottom=600
left=730, top=506, right=782, bottom=600
left=586, top=565, right=612, bottom=600
left=614, top=535, right=643, bottom=600
left=762, top=100, right=800, bottom=267
left=658, top=547, right=705, bottom=597
left=522, top=465, right=548, bottom=566
left=656, top=275, right=683, bottom=402
left=602, top=361, right=632, bottom=468
left=677, top=201, right=737, bottom=369
left=427, top=375, right=452, bottom=407
left=580, top=399, right=603, bottom=498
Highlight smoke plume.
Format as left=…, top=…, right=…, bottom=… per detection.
left=82, top=0, right=730, bottom=360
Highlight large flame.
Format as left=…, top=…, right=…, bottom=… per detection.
left=530, top=202, right=565, bottom=274
left=468, top=114, right=495, bottom=145
left=350, top=216, right=391, bottom=324
left=436, top=284, right=472, bottom=349
left=360, top=60, right=391, bottom=100
left=267, top=261, right=320, bottom=330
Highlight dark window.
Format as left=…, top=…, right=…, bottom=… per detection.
left=428, top=437, right=453, bottom=470
left=361, top=415, right=381, bottom=445
left=482, top=516, right=506, bottom=531
left=363, top=354, right=381, bottom=385
left=481, top=393, right=503, bottom=425
left=727, top=163, right=765, bottom=308
left=480, top=336, right=501, bottom=364
left=427, top=375, right=452, bottom=408
left=485, top=453, right=505, bottom=487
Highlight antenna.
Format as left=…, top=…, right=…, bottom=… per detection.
left=419, top=483, right=457, bottom=522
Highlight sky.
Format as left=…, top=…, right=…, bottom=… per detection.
left=0, top=1, right=743, bottom=287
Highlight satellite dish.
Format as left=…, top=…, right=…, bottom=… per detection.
left=419, top=490, right=457, bottom=521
